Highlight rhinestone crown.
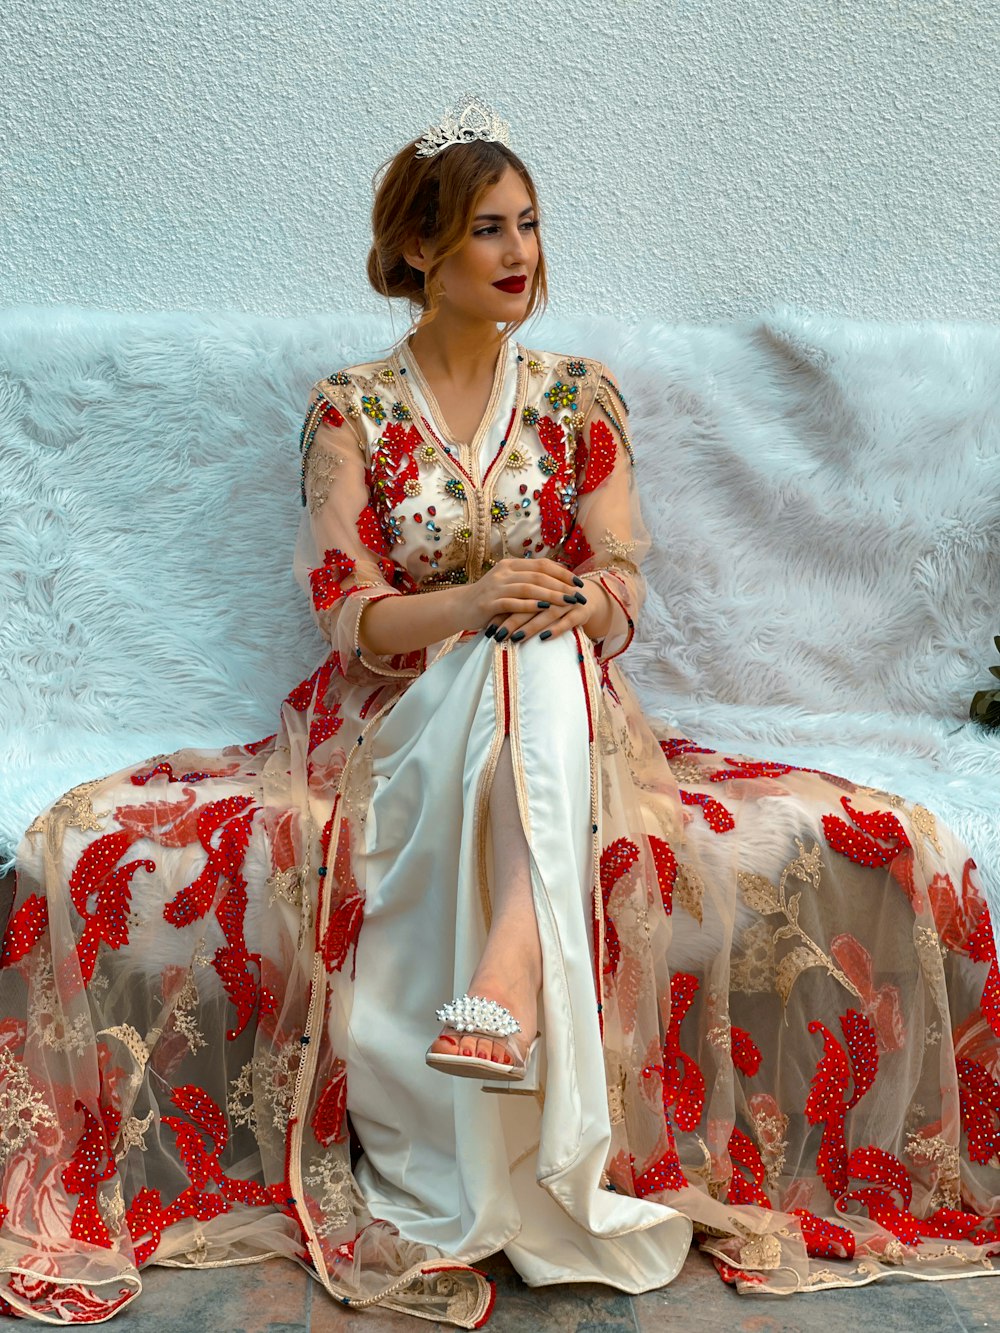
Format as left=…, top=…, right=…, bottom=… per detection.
left=435, top=993, right=521, bottom=1036
left=414, top=93, right=512, bottom=159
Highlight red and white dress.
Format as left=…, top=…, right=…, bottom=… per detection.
left=3, top=333, right=1000, bottom=1326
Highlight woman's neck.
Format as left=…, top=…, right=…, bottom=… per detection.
left=406, top=316, right=506, bottom=386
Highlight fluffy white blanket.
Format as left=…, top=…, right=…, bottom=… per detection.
left=2, top=305, right=999, bottom=903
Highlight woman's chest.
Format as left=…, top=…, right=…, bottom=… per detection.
left=351, top=350, right=600, bottom=584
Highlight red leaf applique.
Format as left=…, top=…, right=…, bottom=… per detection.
left=0, top=894, right=49, bottom=968
left=309, top=548, right=357, bottom=612
left=562, top=524, right=594, bottom=567
left=731, top=1025, right=762, bottom=1077
left=805, top=1009, right=878, bottom=1197
left=311, top=1061, right=348, bottom=1147
left=649, top=835, right=678, bottom=915
left=822, top=797, right=911, bottom=870
left=726, top=1127, right=770, bottom=1207
left=829, top=933, right=906, bottom=1053
left=966, top=900, right=1000, bottom=1038
left=68, top=830, right=156, bottom=985
left=599, top=838, right=641, bottom=976
left=578, top=417, right=616, bottom=494
left=113, top=788, right=200, bottom=848
left=791, top=1208, right=856, bottom=1260
left=679, top=790, right=735, bottom=834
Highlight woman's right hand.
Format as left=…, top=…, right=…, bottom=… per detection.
left=460, top=557, right=586, bottom=637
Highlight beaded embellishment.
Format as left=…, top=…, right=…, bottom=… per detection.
left=435, top=994, right=521, bottom=1036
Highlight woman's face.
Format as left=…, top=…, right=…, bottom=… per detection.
left=406, top=164, right=540, bottom=322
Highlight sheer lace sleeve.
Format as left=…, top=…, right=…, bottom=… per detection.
left=293, top=381, right=422, bottom=683
left=562, top=364, right=650, bottom=663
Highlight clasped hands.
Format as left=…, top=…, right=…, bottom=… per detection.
left=462, top=557, right=611, bottom=645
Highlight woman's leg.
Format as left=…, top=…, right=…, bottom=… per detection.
left=428, top=736, right=542, bottom=1065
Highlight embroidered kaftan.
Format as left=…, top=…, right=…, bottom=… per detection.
left=4, top=334, right=1000, bottom=1327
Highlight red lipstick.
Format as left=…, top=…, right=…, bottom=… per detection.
left=493, top=275, right=527, bottom=293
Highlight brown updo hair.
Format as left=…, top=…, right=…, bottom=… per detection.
left=367, top=135, right=549, bottom=341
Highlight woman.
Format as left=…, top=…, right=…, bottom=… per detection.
left=3, top=94, right=1000, bottom=1327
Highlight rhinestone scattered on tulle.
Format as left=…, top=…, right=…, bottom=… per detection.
left=435, top=994, right=520, bottom=1036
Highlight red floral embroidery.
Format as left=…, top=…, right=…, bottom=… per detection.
left=679, top=790, right=736, bottom=834
left=829, top=934, right=906, bottom=1052
left=321, top=894, right=365, bottom=974
left=712, top=1257, right=768, bottom=1286
left=726, top=1127, right=771, bottom=1207
left=708, top=759, right=795, bottom=783
left=356, top=504, right=387, bottom=555
left=369, top=422, right=421, bottom=517
left=805, top=1009, right=878, bottom=1196
left=308, top=659, right=343, bottom=755
left=792, top=1208, right=856, bottom=1260
left=822, top=797, right=911, bottom=870
left=577, top=417, right=616, bottom=494
left=130, top=761, right=239, bottom=785
left=161, top=796, right=261, bottom=1040
left=928, top=859, right=985, bottom=954
left=162, top=796, right=255, bottom=928
left=660, top=738, right=716, bottom=761
left=241, top=733, right=276, bottom=755
left=967, top=901, right=1000, bottom=1039
left=68, top=830, right=155, bottom=986
left=599, top=839, right=640, bottom=976
left=311, top=1060, right=348, bottom=1147
left=63, top=1101, right=119, bottom=1249
left=561, top=524, right=594, bottom=566
left=649, top=836, right=677, bottom=915
left=0, top=894, right=49, bottom=968
left=731, top=1026, right=762, bottom=1077
left=309, top=548, right=357, bottom=611
left=114, top=788, right=201, bottom=847
left=535, top=416, right=575, bottom=547
left=160, top=1085, right=273, bottom=1218
left=958, top=1056, right=1000, bottom=1164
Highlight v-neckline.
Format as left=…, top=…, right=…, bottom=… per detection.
left=399, top=335, right=511, bottom=456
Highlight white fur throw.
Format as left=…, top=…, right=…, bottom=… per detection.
left=2, top=305, right=999, bottom=905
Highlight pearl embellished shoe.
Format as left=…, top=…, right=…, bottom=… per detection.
left=425, top=993, right=541, bottom=1086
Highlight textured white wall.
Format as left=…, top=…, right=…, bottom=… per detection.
left=2, top=0, right=997, bottom=322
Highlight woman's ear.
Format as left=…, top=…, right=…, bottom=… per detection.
left=402, top=234, right=433, bottom=274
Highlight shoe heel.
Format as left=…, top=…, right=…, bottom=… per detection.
left=481, top=1035, right=541, bottom=1095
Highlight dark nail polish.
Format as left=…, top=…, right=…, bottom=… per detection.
left=485, top=624, right=497, bottom=638
left=540, top=629, right=552, bottom=640
left=511, top=629, right=525, bottom=642
left=563, top=594, right=577, bottom=604
left=573, top=576, right=585, bottom=587
left=494, top=627, right=509, bottom=642
left=536, top=600, right=550, bottom=609
left=574, top=592, right=588, bottom=604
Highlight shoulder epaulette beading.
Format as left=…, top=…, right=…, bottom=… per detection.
left=594, top=368, right=635, bottom=466
left=299, top=376, right=356, bottom=507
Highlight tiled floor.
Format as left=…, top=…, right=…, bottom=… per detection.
left=108, top=1246, right=999, bottom=1332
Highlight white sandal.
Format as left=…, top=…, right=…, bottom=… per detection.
left=425, top=994, right=541, bottom=1086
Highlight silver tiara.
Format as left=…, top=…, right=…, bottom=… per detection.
left=414, top=93, right=512, bottom=159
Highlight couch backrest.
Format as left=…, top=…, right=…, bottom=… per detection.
left=2, top=305, right=998, bottom=753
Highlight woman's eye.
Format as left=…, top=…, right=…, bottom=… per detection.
left=473, top=221, right=540, bottom=236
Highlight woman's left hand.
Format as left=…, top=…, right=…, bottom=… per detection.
left=486, top=577, right=613, bottom=645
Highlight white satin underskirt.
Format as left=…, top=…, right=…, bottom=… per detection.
left=334, top=632, right=692, bottom=1291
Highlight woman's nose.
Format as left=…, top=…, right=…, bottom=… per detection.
left=506, top=231, right=531, bottom=262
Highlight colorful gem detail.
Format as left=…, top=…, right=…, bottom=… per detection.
left=361, top=394, right=386, bottom=424
left=545, top=381, right=578, bottom=411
